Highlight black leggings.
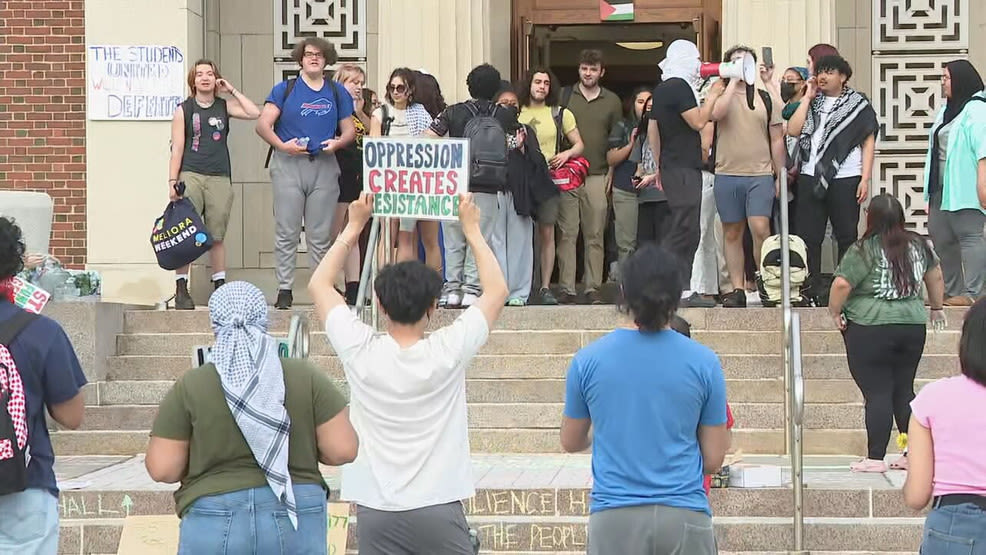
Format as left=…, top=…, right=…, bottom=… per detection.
left=797, top=175, right=860, bottom=276
left=842, top=321, right=926, bottom=460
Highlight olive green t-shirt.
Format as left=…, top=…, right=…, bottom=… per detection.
left=564, top=85, right=623, bottom=175
left=835, top=236, right=938, bottom=326
left=150, top=358, right=348, bottom=516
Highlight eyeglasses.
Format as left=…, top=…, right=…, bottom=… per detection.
left=387, top=84, right=407, bottom=94
left=303, top=51, right=324, bottom=59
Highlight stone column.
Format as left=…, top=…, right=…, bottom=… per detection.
left=85, top=1, right=205, bottom=304
left=374, top=0, right=510, bottom=104
left=721, top=0, right=836, bottom=75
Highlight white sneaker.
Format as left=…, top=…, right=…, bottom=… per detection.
left=461, top=293, right=479, bottom=308
left=440, top=291, right=462, bottom=308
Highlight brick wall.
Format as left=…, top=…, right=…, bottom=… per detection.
left=0, top=0, right=87, bottom=268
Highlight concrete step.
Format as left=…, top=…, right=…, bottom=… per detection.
left=91, top=377, right=934, bottom=407
left=114, top=329, right=962, bottom=357
left=57, top=515, right=925, bottom=553
left=105, top=352, right=961, bottom=382
left=121, top=305, right=968, bottom=334
left=70, top=402, right=887, bottom=432
left=50, top=428, right=899, bottom=456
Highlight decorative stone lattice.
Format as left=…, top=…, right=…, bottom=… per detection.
left=871, top=0, right=968, bottom=232
left=274, top=0, right=367, bottom=61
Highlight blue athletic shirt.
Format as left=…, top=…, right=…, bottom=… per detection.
left=265, top=77, right=354, bottom=154
left=0, top=300, right=87, bottom=497
left=564, top=328, right=727, bottom=515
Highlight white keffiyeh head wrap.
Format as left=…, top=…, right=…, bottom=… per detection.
left=208, top=281, right=297, bottom=529
left=659, top=39, right=702, bottom=103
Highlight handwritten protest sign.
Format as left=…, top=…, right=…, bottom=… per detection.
left=87, top=45, right=185, bottom=120
left=363, top=137, right=470, bottom=221
left=114, top=504, right=350, bottom=554
left=328, top=502, right=350, bottom=554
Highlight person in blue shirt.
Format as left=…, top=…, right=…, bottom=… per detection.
left=0, top=217, right=87, bottom=554
left=256, top=38, right=356, bottom=310
left=561, top=242, right=728, bottom=555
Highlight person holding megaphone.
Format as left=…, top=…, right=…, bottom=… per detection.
left=647, top=39, right=725, bottom=308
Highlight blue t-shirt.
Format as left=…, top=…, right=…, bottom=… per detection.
left=265, top=78, right=354, bottom=154
left=0, top=300, right=87, bottom=496
left=564, top=328, right=727, bottom=515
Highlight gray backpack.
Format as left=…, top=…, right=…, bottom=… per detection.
left=462, top=102, right=508, bottom=188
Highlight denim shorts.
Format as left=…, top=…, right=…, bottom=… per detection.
left=922, top=502, right=986, bottom=554
left=713, top=174, right=775, bottom=223
left=178, top=483, right=328, bottom=555
left=0, top=488, right=59, bottom=555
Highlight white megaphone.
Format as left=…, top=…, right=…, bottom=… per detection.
left=700, top=52, right=757, bottom=84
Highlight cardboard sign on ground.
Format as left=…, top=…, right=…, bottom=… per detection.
left=116, top=515, right=180, bottom=554
left=115, top=503, right=351, bottom=554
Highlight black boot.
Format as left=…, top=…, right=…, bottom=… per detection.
left=213, top=278, right=225, bottom=291
left=174, top=279, right=194, bottom=310
left=275, top=289, right=293, bottom=310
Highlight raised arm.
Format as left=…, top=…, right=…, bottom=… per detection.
left=681, top=80, right=725, bottom=131
left=787, top=81, right=816, bottom=137
left=459, top=193, right=508, bottom=327
left=218, top=79, right=261, bottom=120
left=710, top=79, right=738, bottom=122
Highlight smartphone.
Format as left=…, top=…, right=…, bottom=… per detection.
left=762, top=46, right=774, bottom=68
left=631, top=175, right=643, bottom=186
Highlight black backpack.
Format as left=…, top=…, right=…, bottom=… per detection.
left=462, top=102, right=509, bottom=188
left=263, top=77, right=342, bottom=168
left=0, top=310, right=39, bottom=496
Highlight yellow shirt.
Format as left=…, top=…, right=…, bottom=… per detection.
left=519, top=104, right=578, bottom=160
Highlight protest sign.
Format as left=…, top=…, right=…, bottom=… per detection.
left=116, top=515, right=180, bottom=554
left=328, top=502, right=351, bottom=554
left=4, top=277, right=50, bottom=314
left=87, top=45, right=185, bottom=120
left=363, top=137, right=470, bottom=221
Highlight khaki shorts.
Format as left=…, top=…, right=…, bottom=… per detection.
left=179, top=171, right=234, bottom=241
left=536, top=194, right=561, bottom=226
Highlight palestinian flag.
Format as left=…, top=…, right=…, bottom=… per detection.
left=600, top=0, right=634, bottom=22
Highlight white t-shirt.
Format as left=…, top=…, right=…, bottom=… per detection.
left=325, top=304, right=490, bottom=510
left=372, top=104, right=409, bottom=137
left=801, top=96, right=862, bottom=179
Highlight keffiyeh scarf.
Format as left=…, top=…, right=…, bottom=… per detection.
left=659, top=39, right=702, bottom=104
left=208, top=282, right=297, bottom=529
left=798, top=86, right=879, bottom=197
left=406, top=102, right=433, bottom=137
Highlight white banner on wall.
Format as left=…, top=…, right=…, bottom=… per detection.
left=86, top=45, right=185, bottom=121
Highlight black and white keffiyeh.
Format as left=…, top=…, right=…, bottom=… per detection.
left=208, top=282, right=297, bottom=528
left=406, top=102, right=433, bottom=137
left=799, top=86, right=879, bottom=197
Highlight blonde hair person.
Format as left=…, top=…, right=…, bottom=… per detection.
left=332, top=64, right=370, bottom=305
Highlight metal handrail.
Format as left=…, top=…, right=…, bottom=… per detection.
left=287, top=314, right=309, bottom=359
left=778, top=170, right=806, bottom=553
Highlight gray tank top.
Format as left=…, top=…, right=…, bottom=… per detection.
left=180, top=97, right=231, bottom=176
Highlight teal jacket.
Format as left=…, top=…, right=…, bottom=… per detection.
left=924, top=90, right=986, bottom=212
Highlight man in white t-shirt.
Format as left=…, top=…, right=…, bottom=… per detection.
left=308, top=192, right=509, bottom=555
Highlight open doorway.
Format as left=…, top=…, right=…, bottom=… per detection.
left=528, top=23, right=710, bottom=101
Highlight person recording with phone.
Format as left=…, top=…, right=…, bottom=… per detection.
left=167, top=59, right=261, bottom=310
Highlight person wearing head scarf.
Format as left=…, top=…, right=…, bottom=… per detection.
left=924, top=60, right=986, bottom=305
left=146, top=281, right=358, bottom=554
left=648, top=39, right=725, bottom=308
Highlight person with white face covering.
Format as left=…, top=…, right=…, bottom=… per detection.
left=647, top=40, right=725, bottom=308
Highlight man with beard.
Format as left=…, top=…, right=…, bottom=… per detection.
left=648, top=40, right=725, bottom=308
left=556, top=50, right=623, bottom=305
left=518, top=67, right=585, bottom=305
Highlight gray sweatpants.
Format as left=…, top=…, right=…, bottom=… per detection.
left=270, top=151, right=341, bottom=290
left=494, top=191, right=533, bottom=302
left=442, top=192, right=503, bottom=296
left=929, top=193, right=986, bottom=298
left=587, top=504, right=717, bottom=555
left=356, top=501, right=474, bottom=555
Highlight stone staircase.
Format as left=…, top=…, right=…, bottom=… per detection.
left=50, top=305, right=959, bottom=553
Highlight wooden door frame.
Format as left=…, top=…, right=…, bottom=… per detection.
left=511, top=0, right=722, bottom=81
